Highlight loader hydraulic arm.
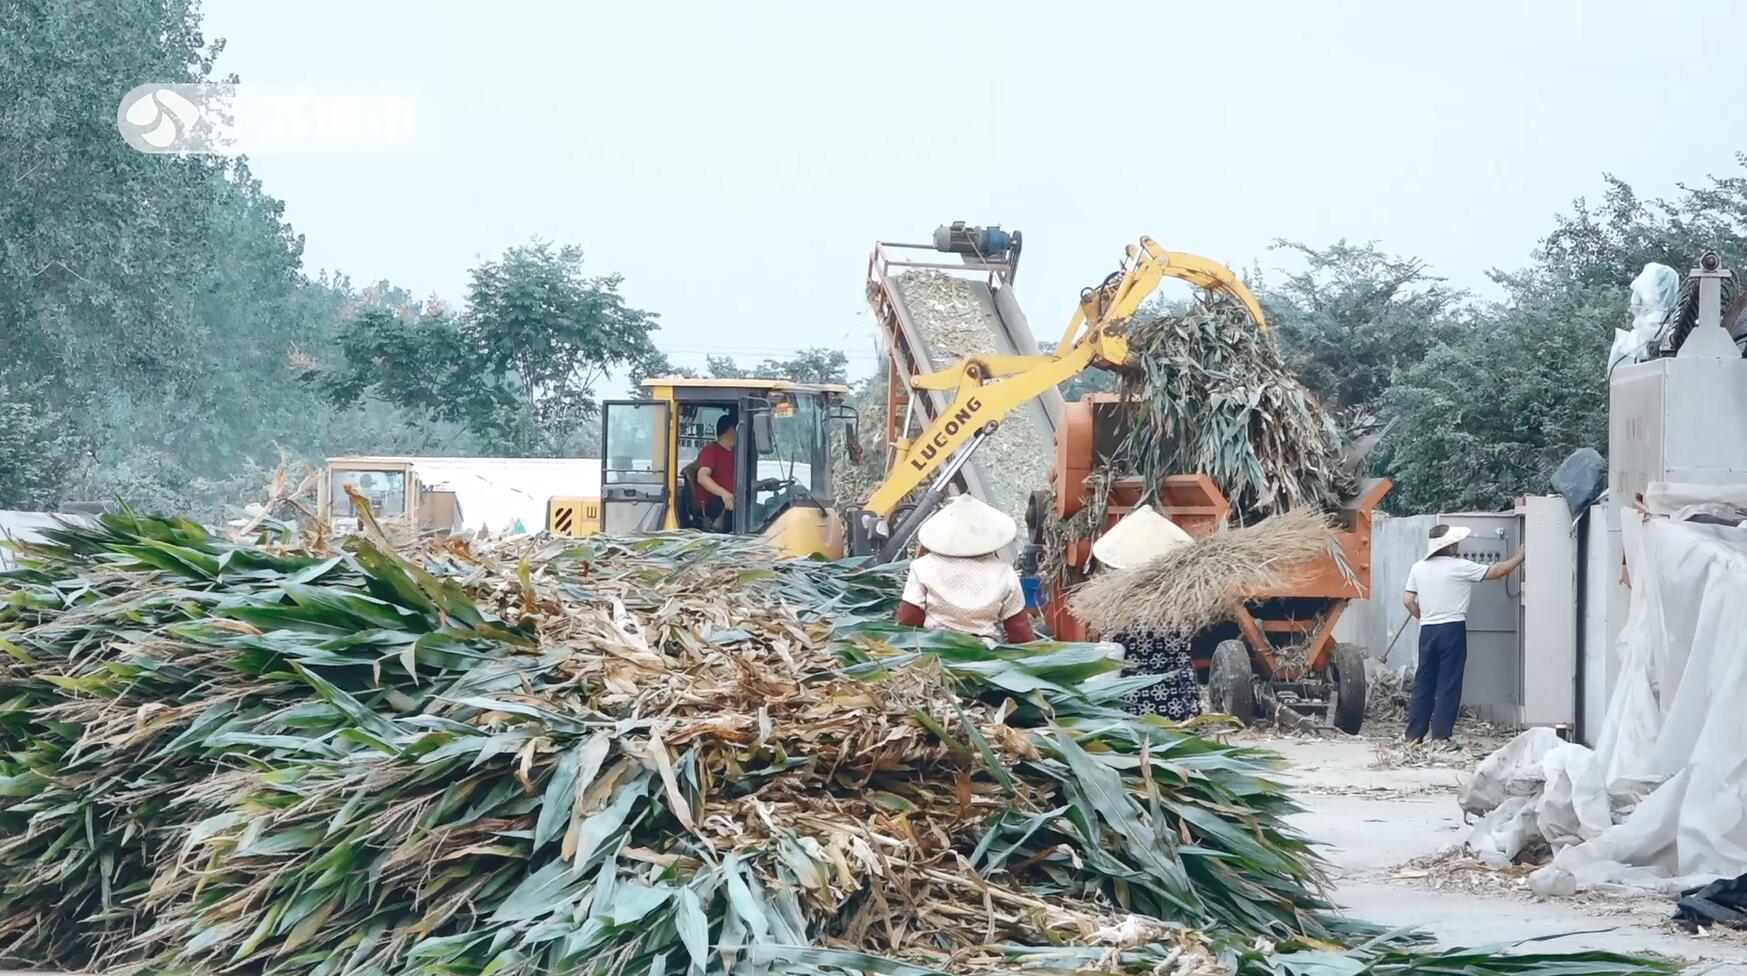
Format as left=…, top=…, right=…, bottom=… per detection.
left=863, top=343, right=1100, bottom=517
left=860, top=237, right=1267, bottom=520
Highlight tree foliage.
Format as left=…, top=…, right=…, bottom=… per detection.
left=310, top=307, right=521, bottom=445
left=1377, top=293, right=1612, bottom=513
left=462, top=243, right=658, bottom=454
left=1262, top=241, right=1465, bottom=419
left=627, top=350, right=698, bottom=396
left=755, top=347, right=850, bottom=385
left=0, top=0, right=515, bottom=512
left=666, top=348, right=851, bottom=386
left=0, top=383, right=83, bottom=509
left=704, top=355, right=748, bottom=379
left=628, top=347, right=851, bottom=403
left=314, top=244, right=657, bottom=456
left=1371, top=159, right=1747, bottom=512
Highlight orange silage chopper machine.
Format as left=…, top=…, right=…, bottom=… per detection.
left=1026, top=394, right=1391, bottom=734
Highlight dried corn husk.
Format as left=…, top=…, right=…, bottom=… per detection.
left=1068, top=509, right=1339, bottom=636
left=1115, top=297, right=1353, bottom=520
left=0, top=513, right=1669, bottom=976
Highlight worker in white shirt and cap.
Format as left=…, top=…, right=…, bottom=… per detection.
left=1402, top=524, right=1524, bottom=743
left=1086, top=506, right=1200, bottom=719
left=896, top=495, right=1036, bottom=643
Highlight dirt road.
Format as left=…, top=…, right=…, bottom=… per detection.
left=1263, top=732, right=1747, bottom=972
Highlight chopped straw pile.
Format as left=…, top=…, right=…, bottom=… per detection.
left=1067, top=509, right=1339, bottom=637
left=0, top=513, right=1667, bottom=976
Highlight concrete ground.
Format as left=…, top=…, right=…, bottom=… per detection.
left=1261, top=731, right=1747, bottom=973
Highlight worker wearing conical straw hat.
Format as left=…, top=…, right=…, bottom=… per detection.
left=895, top=495, right=1036, bottom=643
left=1402, top=524, right=1524, bottom=745
left=1088, top=506, right=1201, bottom=720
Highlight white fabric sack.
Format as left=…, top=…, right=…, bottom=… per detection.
left=1643, top=481, right=1747, bottom=524
left=1470, top=796, right=1542, bottom=867
left=1535, top=743, right=1610, bottom=850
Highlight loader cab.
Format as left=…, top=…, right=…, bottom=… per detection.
left=599, top=378, right=856, bottom=558
left=318, top=457, right=464, bottom=536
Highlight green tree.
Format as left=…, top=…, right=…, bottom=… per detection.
left=463, top=242, right=658, bottom=454
left=1378, top=294, right=1612, bottom=513
left=627, top=351, right=698, bottom=397
left=704, top=355, right=749, bottom=379
left=1, top=1, right=662, bottom=513
left=1376, top=159, right=1747, bottom=513
left=1260, top=241, right=1465, bottom=419
left=754, top=347, right=850, bottom=385
left=0, top=383, right=83, bottom=508
left=310, top=307, right=523, bottom=446
left=0, top=0, right=372, bottom=509
left=317, top=243, right=660, bottom=456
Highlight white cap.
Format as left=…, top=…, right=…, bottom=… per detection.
left=917, top=495, right=1017, bottom=557
left=1090, top=506, right=1193, bottom=570
left=1426, top=525, right=1471, bottom=559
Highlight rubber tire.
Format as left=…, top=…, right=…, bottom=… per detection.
left=1330, top=642, right=1368, bottom=735
left=1209, top=640, right=1256, bottom=724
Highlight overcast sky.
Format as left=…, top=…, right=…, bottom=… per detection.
left=204, top=0, right=1745, bottom=379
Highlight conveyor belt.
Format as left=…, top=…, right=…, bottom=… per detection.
left=988, top=279, right=1062, bottom=439
left=866, top=241, right=1064, bottom=556
left=869, top=257, right=1000, bottom=518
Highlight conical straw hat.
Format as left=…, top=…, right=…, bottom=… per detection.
left=917, top=495, right=1017, bottom=558
left=1090, top=506, right=1193, bottom=570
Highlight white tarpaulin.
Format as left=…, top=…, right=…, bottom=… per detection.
left=1607, top=262, right=1680, bottom=375
left=1462, top=486, right=1747, bottom=895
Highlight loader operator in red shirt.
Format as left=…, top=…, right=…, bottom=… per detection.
left=694, top=412, right=737, bottom=530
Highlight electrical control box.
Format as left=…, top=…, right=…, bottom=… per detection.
left=1434, top=513, right=1521, bottom=724
left=1427, top=501, right=1576, bottom=728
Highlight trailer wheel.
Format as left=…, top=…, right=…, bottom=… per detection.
left=1209, top=640, right=1256, bottom=724
left=1330, top=642, right=1368, bottom=735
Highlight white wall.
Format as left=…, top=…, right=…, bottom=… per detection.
left=404, top=459, right=599, bottom=535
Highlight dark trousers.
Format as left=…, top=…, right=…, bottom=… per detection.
left=1406, top=622, right=1468, bottom=741
left=702, top=497, right=729, bottom=532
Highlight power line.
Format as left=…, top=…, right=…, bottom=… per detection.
left=656, top=344, right=883, bottom=361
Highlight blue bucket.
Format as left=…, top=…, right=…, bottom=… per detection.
left=1020, top=576, right=1048, bottom=609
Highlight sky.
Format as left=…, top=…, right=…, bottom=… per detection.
left=203, top=0, right=1746, bottom=380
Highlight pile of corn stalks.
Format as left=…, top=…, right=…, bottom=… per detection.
left=1114, top=297, right=1353, bottom=521
left=0, top=514, right=1667, bottom=976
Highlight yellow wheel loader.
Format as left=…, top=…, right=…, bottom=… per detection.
left=567, top=378, right=861, bottom=558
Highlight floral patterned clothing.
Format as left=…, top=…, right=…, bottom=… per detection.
left=1115, top=630, right=1201, bottom=720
